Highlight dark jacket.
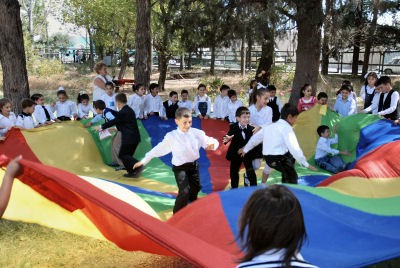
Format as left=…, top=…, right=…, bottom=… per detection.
left=163, top=100, right=179, bottom=119
left=101, top=105, right=140, bottom=145
left=225, top=122, right=255, bottom=161
left=378, top=89, right=399, bottom=120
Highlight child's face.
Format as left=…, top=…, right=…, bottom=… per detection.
left=26, top=105, right=35, bottom=114
left=181, top=93, right=188, bottom=101
left=251, top=81, right=257, bottom=88
left=81, top=99, right=89, bottom=106
left=230, top=95, right=237, bottom=102
left=175, top=116, right=192, bottom=132
left=170, top=94, right=178, bottom=103
left=35, top=97, right=45, bottom=106
left=137, top=86, right=145, bottom=96
left=269, top=90, right=276, bottom=97
left=367, top=76, right=377, bottom=87
left=318, top=97, right=328, bottom=105
left=221, top=89, right=228, bottom=97
left=58, top=94, right=67, bottom=103
left=303, top=86, right=312, bottom=97
left=116, top=101, right=124, bottom=111
left=321, top=129, right=330, bottom=138
left=95, top=108, right=102, bottom=114
left=341, top=90, right=350, bottom=100
left=237, top=112, right=250, bottom=126
left=105, top=86, right=114, bottom=96
left=286, top=114, right=298, bottom=126
left=376, top=83, right=391, bottom=93
left=1, top=102, right=12, bottom=116
left=257, top=92, right=270, bottom=106
left=150, top=87, right=159, bottom=96
left=198, top=87, right=206, bottom=96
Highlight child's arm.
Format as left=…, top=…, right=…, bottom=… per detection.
left=348, top=99, right=357, bottom=115
left=297, top=99, right=302, bottom=112
left=0, top=155, right=22, bottom=218
left=223, top=124, right=235, bottom=144
left=241, top=128, right=263, bottom=156
left=197, top=129, right=219, bottom=150
left=286, top=128, right=317, bottom=170
left=133, top=134, right=173, bottom=169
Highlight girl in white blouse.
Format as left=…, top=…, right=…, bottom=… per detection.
left=0, top=98, right=17, bottom=138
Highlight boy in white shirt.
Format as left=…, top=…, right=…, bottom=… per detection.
left=314, top=125, right=350, bottom=173
left=15, top=99, right=39, bottom=129
left=144, top=83, right=163, bottom=117
left=31, top=93, right=60, bottom=125
left=101, top=82, right=117, bottom=111
left=178, top=90, right=193, bottom=112
left=133, top=107, right=219, bottom=213
left=240, top=104, right=317, bottom=184
left=227, top=89, right=243, bottom=123
left=127, top=84, right=146, bottom=119
left=213, top=84, right=230, bottom=120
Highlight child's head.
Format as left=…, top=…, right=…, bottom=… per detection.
left=197, top=84, right=206, bottom=97
left=238, top=185, right=306, bottom=266
left=365, top=72, right=378, bottom=87
left=31, top=93, right=45, bottom=106
left=133, top=84, right=145, bottom=96
left=149, top=83, right=159, bottom=96
left=317, top=125, right=330, bottom=138
left=93, top=100, right=106, bottom=114
left=175, top=107, right=192, bottom=132
left=228, top=89, right=237, bottom=102
left=220, top=84, right=230, bottom=97
left=57, top=90, right=68, bottom=103
left=342, top=80, right=353, bottom=87
left=0, top=98, right=12, bottom=116
left=375, top=76, right=392, bottom=93
left=250, top=79, right=257, bottom=89
left=235, top=106, right=250, bottom=126
left=77, top=93, right=90, bottom=105
left=317, top=92, right=328, bottom=105
left=266, top=85, right=276, bottom=97
left=105, top=82, right=114, bottom=96
left=21, top=98, right=36, bottom=114
left=253, top=88, right=270, bottom=106
left=300, top=84, right=312, bottom=98
left=280, top=103, right=299, bottom=125
left=115, top=93, right=127, bottom=110
left=181, top=89, right=189, bottom=101
left=339, top=85, right=352, bottom=100
left=169, top=91, right=178, bottom=103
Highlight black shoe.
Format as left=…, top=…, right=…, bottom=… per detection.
left=123, top=172, right=136, bottom=178
left=132, top=165, right=144, bottom=178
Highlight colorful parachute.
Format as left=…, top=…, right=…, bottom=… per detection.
left=1, top=103, right=400, bottom=267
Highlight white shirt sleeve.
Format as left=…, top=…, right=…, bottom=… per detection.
left=70, top=101, right=77, bottom=116
left=349, top=99, right=357, bottom=115
left=285, top=128, right=309, bottom=168
left=194, top=96, right=200, bottom=115
left=243, top=128, right=263, bottom=153
left=360, top=86, right=366, bottom=100
left=77, top=104, right=85, bottom=118
left=15, top=115, right=23, bottom=128
left=206, top=97, right=211, bottom=115
left=197, top=129, right=219, bottom=150
left=141, top=134, right=173, bottom=165
left=378, top=91, right=399, bottom=116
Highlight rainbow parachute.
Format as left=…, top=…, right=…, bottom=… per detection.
left=1, top=104, right=400, bottom=267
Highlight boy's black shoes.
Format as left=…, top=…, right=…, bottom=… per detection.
left=123, top=166, right=144, bottom=178
left=123, top=172, right=136, bottom=178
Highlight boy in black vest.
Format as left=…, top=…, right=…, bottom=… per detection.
left=266, top=85, right=282, bottom=122
left=376, top=76, right=399, bottom=120
left=161, top=91, right=179, bottom=120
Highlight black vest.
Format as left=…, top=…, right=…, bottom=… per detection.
left=363, top=86, right=375, bottom=109
left=378, top=90, right=399, bottom=120
left=163, top=101, right=179, bottom=119
left=267, top=97, right=280, bottom=122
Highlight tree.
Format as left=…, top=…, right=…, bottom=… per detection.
left=134, top=0, right=152, bottom=88
left=0, top=0, right=30, bottom=113
left=321, top=0, right=334, bottom=75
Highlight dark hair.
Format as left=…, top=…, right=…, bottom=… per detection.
left=266, top=85, right=276, bottom=92
left=133, top=83, right=144, bottom=92
left=339, top=84, right=352, bottom=93
left=317, top=125, right=330, bottom=136
left=181, top=89, right=189, bottom=95
left=77, top=93, right=90, bottom=104
left=228, top=89, right=237, bottom=98
left=198, top=83, right=206, bottom=90
left=317, top=92, right=328, bottom=100
left=175, top=107, right=192, bottom=119
left=336, top=81, right=353, bottom=96
left=93, top=100, right=106, bottom=110
left=251, top=88, right=268, bottom=105
left=21, top=98, right=36, bottom=109
left=105, top=81, right=114, bottom=88
left=237, top=185, right=306, bottom=266
left=342, top=80, right=353, bottom=86
left=169, top=91, right=178, bottom=97
left=235, top=106, right=250, bottom=117
left=57, top=90, right=68, bottom=98
left=149, top=83, right=159, bottom=92
left=115, top=93, right=127, bottom=104
left=250, top=79, right=257, bottom=89
left=365, top=72, right=378, bottom=87
left=220, top=84, right=230, bottom=92
left=280, top=103, right=299, bottom=120
left=31, top=93, right=44, bottom=102
left=375, top=76, right=391, bottom=87
left=300, top=84, right=311, bottom=98
left=0, top=98, right=11, bottom=111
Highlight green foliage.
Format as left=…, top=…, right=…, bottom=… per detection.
left=393, top=81, right=400, bottom=92
left=239, top=72, right=256, bottom=89
left=269, top=65, right=295, bottom=90
left=29, top=58, right=65, bottom=77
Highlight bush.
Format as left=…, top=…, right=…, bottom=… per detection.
left=28, top=58, right=65, bottom=77
left=197, top=76, right=225, bottom=98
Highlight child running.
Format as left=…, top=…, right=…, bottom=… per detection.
left=133, top=107, right=219, bottom=213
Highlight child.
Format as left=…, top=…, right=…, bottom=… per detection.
left=317, top=92, right=328, bottom=105
left=237, top=185, right=316, bottom=268
left=360, top=72, right=378, bottom=110
left=15, top=99, right=38, bottom=129
left=144, top=83, right=163, bottom=117
left=161, top=91, right=179, bottom=120
left=213, top=84, right=230, bottom=120
left=334, top=85, right=357, bottom=117
left=248, top=89, right=272, bottom=186
left=338, top=80, right=358, bottom=105
left=375, top=76, right=399, bottom=120
left=0, top=98, right=17, bottom=137
left=77, top=93, right=95, bottom=120
left=101, top=82, right=117, bottom=111
left=31, top=93, right=59, bottom=125
left=178, top=89, right=193, bottom=112
left=223, top=107, right=258, bottom=189
left=227, top=89, right=243, bottom=123
left=95, top=93, right=141, bottom=178
left=0, top=155, right=22, bottom=219
left=86, top=100, right=116, bottom=127
left=194, top=84, right=211, bottom=119
left=297, top=84, right=317, bottom=112
left=240, top=104, right=317, bottom=184
left=362, top=84, right=383, bottom=115
left=127, top=84, right=146, bottom=119
left=248, top=79, right=257, bottom=99
left=52, top=90, right=77, bottom=121
left=133, top=107, right=219, bottom=213
left=266, top=85, right=282, bottom=122
left=315, top=125, right=350, bottom=173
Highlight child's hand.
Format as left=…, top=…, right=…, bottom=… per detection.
left=93, top=126, right=102, bottom=132
left=109, top=128, right=117, bottom=133
left=223, top=135, right=233, bottom=144
left=307, top=165, right=318, bottom=171
left=253, top=126, right=261, bottom=133
left=133, top=162, right=143, bottom=170
left=198, top=114, right=204, bottom=119
left=5, top=155, right=23, bottom=178
left=161, top=116, right=168, bottom=120
left=143, top=115, right=148, bottom=119
left=85, top=122, right=92, bottom=127
left=0, top=137, right=6, bottom=142
left=205, top=143, right=215, bottom=150
left=341, top=150, right=351, bottom=156
left=237, top=148, right=245, bottom=157
left=394, top=119, right=399, bottom=125
left=204, top=115, right=209, bottom=119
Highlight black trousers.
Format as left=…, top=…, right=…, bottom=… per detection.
left=57, top=116, right=71, bottom=121
left=118, top=143, right=139, bottom=173
left=172, top=161, right=201, bottom=214
left=230, top=155, right=257, bottom=188
left=264, top=152, right=298, bottom=184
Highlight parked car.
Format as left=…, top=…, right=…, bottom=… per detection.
left=383, top=57, right=400, bottom=74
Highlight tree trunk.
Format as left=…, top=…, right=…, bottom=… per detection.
left=240, top=33, right=246, bottom=76
left=362, top=0, right=378, bottom=76
left=134, top=0, right=152, bottom=89
left=0, top=0, right=30, bottom=114
left=351, top=3, right=363, bottom=75
left=289, top=0, right=323, bottom=106
left=180, top=52, right=184, bottom=71
left=88, top=28, right=94, bottom=70
left=158, top=51, right=168, bottom=91
left=321, top=0, right=332, bottom=75
left=256, top=27, right=274, bottom=77
left=118, top=49, right=129, bottom=79
left=187, top=51, right=192, bottom=69
left=247, top=35, right=252, bottom=70
left=210, top=44, right=216, bottom=75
